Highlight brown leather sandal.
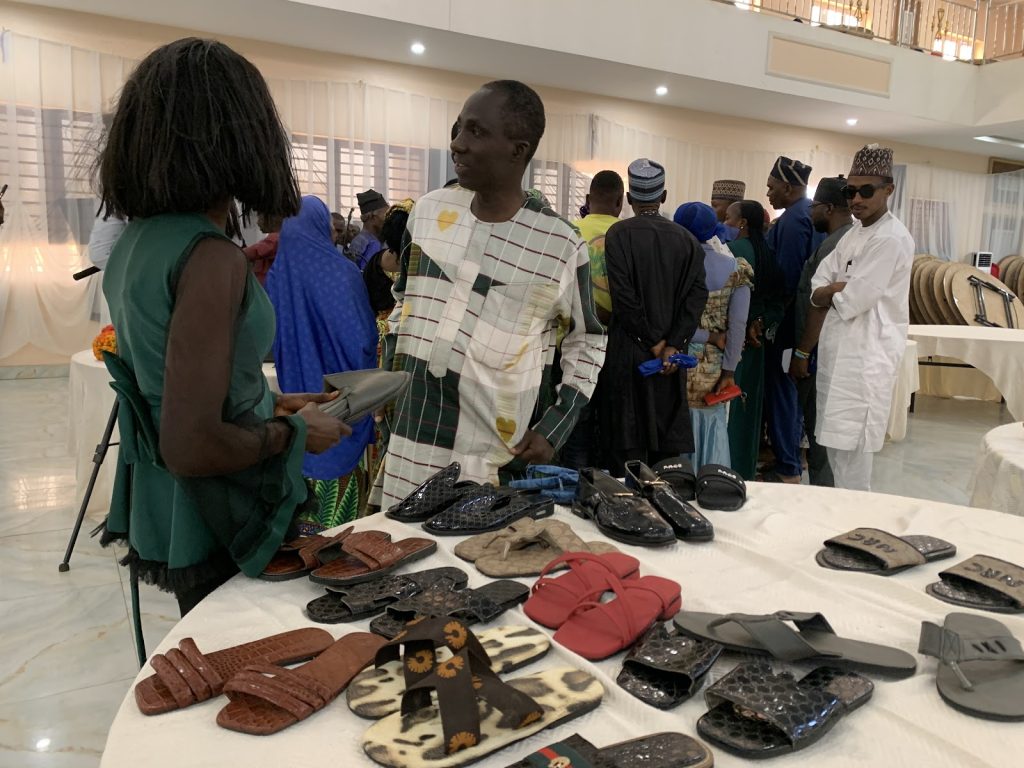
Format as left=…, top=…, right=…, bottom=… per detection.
left=309, top=531, right=438, bottom=587
left=134, top=628, right=335, bottom=715
left=216, top=631, right=386, bottom=735
left=259, top=527, right=364, bottom=581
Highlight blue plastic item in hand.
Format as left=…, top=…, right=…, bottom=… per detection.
left=638, top=353, right=699, bottom=377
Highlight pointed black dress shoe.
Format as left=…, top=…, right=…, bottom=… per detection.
left=384, top=463, right=479, bottom=523
left=572, top=468, right=675, bottom=547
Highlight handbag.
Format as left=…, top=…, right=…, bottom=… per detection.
left=695, top=464, right=746, bottom=511
left=703, top=383, right=743, bottom=406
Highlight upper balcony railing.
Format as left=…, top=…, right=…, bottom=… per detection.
left=715, top=0, right=1024, bottom=62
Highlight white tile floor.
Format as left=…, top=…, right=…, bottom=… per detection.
left=0, top=376, right=1014, bottom=766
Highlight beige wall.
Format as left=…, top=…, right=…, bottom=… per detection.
left=2, top=0, right=989, bottom=174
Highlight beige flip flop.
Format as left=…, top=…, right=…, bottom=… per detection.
left=453, top=519, right=620, bottom=577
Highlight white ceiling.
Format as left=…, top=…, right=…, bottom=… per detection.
left=15, top=0, right=1024, bottom=160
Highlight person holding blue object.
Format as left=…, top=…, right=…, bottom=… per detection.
left=267, top=195, right=379, bottom=529
left=674, top=202, right=752, bottom=470
left=763, top=156, right=823, bottom=483
left=710, top=179, right=745, bottom=243
left=599, top=159, right=707, bottom=477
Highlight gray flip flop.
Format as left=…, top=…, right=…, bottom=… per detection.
left=816, top=527, right=956, bottom=576
left=673, top=610, right=917, bottom=678
left=918, top=613, right=1024, bottom=721
left=926, top=554, right=1024, bottom=614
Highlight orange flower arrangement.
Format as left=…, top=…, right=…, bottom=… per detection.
left=92, top=324, right=117, bottom=360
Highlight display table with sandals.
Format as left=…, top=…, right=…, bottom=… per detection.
left=101, top=473, right=1024, bottom=768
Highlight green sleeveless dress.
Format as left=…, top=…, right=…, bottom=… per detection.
left=102, top=213, right=307, bottom=591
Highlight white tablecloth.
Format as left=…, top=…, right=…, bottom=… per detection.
left=67, top=351, right=280, bottom=517
left=886, top=339, right=919, bottom=442
left=101, top=484, right=1024, bottom=768
left=969, top=422, right=1024, bottom=516
left=909, top=325, right=1024, bottom=419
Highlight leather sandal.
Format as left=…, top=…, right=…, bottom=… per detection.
left=309, top=530, right=437, bottom=587
left=216, top=631, right=386, bottom=735
left=259, top=527, right=358, bottom=581
left=347, top=618, right=550, bottom=719
left=506, top=732, right=713, bottom=768
left=572, top=468, right=675, bottom=547
left=361, top=636, right=603, bottom=767
left=385, top=462, right=480, bottom=523
left=454, top=519, right=621, bottom=578
left=553, top=573, right=681, bottom=660
left=616, top=622, right=723, bottom=709
left=674, top=609, right=917, bottom=677
left=624, top=461, right=713, bottom=543
left=925, top=554, right=1024, bottom=614
left=523, top=552, right=640, bottom=629
left=134, top=628, right=335, bottom=715
left=918, top=612, right=1024, bottom=720
left=305, top=567, right=468, bottom=624
left=816, top=527, right=956, bottom=576
left=422, top=488, right=554, bottom=536
left=697, top=662, right=873, bottom=758
left=369, top=580, right=530, bottom=639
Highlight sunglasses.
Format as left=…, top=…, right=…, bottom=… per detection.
left=841, top=182, right=889, bottom=201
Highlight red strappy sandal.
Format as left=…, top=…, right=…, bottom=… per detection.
left=554, top=574, right=681, bottom=660
left=523, top=552, right=640, bottom=629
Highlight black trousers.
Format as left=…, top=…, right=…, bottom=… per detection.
left=795, top=373, right=834, bottom=487
left=175, top=568, right=237, bottom=617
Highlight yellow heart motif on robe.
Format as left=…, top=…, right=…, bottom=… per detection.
left=495, top=417, right=517, bottom=443
left=437, top=210, right=458, bottom=232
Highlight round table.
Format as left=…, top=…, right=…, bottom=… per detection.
left=101, top=484, right=1024, bottom=768
left=68, top=350, right=280, bottom=516
left=886, top=339, right=919, bottom=442
left=969, top=422, right=1024, bottom=516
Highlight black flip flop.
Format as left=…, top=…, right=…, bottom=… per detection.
left=816, top=527, right=956, bottom=575
left=506, top=732, right=714, bottom=768
left=918, top=612, right=1024, bottom=721
left=617, top=622, right=723, bottom=709
left=925, top=554, right=1024, bottom=614
left=698, top=662, right=873, bottom=759
left=422, top=488, right=554, bottom=536
left=305, top=566, right=468, bottom=624
left=369, top=579, right=530, bottom=639
left=674, top=609, right=917, bottom=678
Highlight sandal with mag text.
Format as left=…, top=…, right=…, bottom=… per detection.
left=697, top=661, right=873, bottom=758
left=925, top=554, right=1024, bottom=614
left=816, top=527, right=956, bottom=575
left=347, top=617, right=550, bottom=719
left=361, top=631, right=604, bottom=767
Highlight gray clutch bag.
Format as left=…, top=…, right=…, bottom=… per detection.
left=319, top=370, right=411, bottom=424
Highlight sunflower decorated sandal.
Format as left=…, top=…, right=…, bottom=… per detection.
left=347, top=618, right=550, bottom=719
left=362, top=633, right=603, bottom=768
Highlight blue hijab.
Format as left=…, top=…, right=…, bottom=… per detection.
left=267, top=196, right=378, bottom=480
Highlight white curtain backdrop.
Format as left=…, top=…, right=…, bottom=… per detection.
left=3, top=30, right=1024, bottom=361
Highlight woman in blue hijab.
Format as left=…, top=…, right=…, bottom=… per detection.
left=267, top=195, right=378, bottom=529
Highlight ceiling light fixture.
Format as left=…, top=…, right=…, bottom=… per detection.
left=655, top=85, right=668, bottom=96
left=974, top=135, right=1024, bottom=150
left=846, top=118, right=859, bottom=126
left=410, top=41, right=426, bottom=55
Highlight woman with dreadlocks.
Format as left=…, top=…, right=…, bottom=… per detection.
left=97, top=38, right=348, bottom=615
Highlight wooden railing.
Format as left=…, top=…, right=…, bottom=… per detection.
left=719, top=1, right=1024, bottom=62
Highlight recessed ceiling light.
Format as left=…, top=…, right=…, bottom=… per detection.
left=655, top=85, right=668, bottom=97
left=410, top=41, right=426, bottom=55
left=846, top=118, right=859, bottom=126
